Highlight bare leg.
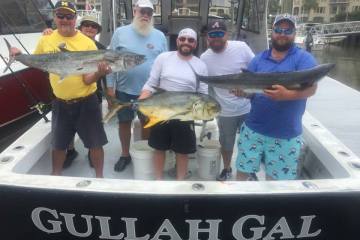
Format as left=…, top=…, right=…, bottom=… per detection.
left=89, top=147, right=104, bottom=178
left=176, top=153, right=189, bottom=180
left=154, top=150, right=166, bottom=180
left=140, top=117, right=151, bottom=140
left=52, top=149, right=66, bottom=175
left=119, top=121, right=132, bottom=157
left=221, top=149, right=233, bottom=170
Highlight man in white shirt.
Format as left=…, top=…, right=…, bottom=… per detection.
left=139, top=28, right=208, bottom=180
left=200, top=20, right=255, bottom=181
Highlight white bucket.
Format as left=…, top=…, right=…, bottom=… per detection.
left=132, top=118, right=141, bottom=142
left=197, top=140, right=221, bottom=180
left=130, top=140, right=155, bottom=180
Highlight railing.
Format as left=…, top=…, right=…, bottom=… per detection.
left=310, top=21, right=360, bottom=37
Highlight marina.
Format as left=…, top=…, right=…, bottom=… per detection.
left=1, top=0, right=360, bottom=239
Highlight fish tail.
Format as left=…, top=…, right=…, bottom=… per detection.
left=102, top=97, right=131, bottom=123
left=3, top=38, right=15, bottom=73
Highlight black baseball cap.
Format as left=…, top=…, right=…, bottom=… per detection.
left=54, top=1, right=77, bottom=14
left=207, top=20, right=227, bottom=32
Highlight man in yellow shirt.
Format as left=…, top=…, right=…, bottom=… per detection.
left=11, top=1, right=110, bottom=178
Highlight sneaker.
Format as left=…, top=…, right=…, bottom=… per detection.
left=63, top=149, right=78, bottom=169
left=87, top=150, right=93, bottom=168
left=114, top=156, right=132, bottom=172
left=216, top=168, right=232, bottom=181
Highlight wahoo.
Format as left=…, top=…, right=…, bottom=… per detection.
left=197, top=63, right=335, bottom=93
left=3, top=38, right=145, bottom=80
left=103, top=91, right=221, bottom=128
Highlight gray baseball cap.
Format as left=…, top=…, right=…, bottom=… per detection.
left=273, top=13, right=296, bottom=27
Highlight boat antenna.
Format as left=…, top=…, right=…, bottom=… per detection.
left=0, top=54, right=50, bottom=123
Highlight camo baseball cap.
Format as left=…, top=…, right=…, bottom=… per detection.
left=273, top=13, right=296, bottom=27
left=80, top=15, right=102, bottom=32
left=54, top=1, right=77, bottom=14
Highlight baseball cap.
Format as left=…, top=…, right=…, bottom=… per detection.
left=178, top=28, right=197, bottom=41
left=80, top=15, right=102, bottom=32
left=54, top=1, right=77, bottom=14
left=207, top=20, right=227, bottom=32
left=135, top=0, right=154, bottom=10
left=273, top=13, right=296, bottom=27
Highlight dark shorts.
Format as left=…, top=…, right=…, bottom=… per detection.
left=148, top=120, right=196, bottom=154
left=51, top=94, right=108, bottom=150
left=115, top=91, right=138, bottom=122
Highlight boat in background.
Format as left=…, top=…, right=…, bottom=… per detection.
left=0, top=0, right=53, bottom=127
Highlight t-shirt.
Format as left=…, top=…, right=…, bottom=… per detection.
left=200, top=41, right=254, bottom=117
left=142, top=51, right=208, bottom=94
left=33, top=30, right=97, bottom=100
left=106, top=24, right=168, bottom=95
left=245, top=45, right=317, bottom=139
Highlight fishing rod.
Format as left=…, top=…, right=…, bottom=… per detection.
left=0, top=54, right=50, bottom=123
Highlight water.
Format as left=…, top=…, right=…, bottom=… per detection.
left=313, top=45, right=360, bottom=91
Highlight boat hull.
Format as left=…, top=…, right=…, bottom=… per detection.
left=0, top=185, right=360, bottom=239
left=0, top=68, right=51, bottom=127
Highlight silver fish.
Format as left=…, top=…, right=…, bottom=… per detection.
left=197, top=63, right=336, bottom=93
left=104, top=91, right=221, bottom=128
left=3, top=38, right=145, bottom=80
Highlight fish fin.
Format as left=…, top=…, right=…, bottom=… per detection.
left=143, top=117, right=161, bottom=128
left=3, top=38, right=16, bottom=73
left=58, top=43, right=70, bottom=52
left=102, top=105, right=123, bottom=123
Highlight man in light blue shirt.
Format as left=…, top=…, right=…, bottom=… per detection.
left=236, top=14, right=317, bottom=181
left=106, top=0, right=167, bottom=172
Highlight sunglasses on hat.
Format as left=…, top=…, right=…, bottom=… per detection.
left=208, top=31, right=225, bottom=38
left=178, top=37, right=196, bottom=43
left=273, top=27, right=295, bottom=35
left=56, top=12, right=76, bottom=20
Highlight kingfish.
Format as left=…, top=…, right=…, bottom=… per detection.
left=3, top=38, right=145, bottom=80
left=197, top=63, right=335, bottom=93
left=103, top=91, right=221, bottom=128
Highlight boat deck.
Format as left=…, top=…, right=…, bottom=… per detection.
left=307, top=77, right=360, bottom=158
left=28, top=116, right=267, bottom=180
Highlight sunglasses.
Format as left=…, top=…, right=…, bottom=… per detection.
left=56, top=13, right=76, bottom=20
left=82, top=22, right=98, bottom=29
left=208, top=31, right=226, bottom=38
left=273, top=27, right=295, bottom=35
left=139, top=8, right=153, bottom=17
left=178, top=37, right=196, bottom=44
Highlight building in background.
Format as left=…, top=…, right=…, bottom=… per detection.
left=290, top=0, right=360, bottom=23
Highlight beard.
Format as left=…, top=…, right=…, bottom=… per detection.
left=132, top=15, right=154, bottom=36
left=271, top=37, right=294, bottom=52
left=209, top=40, right=226, bottom=53
left=178, top=44, right=194, bottom=56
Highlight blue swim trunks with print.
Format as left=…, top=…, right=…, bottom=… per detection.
left=236, top=124, right=302, bottom=180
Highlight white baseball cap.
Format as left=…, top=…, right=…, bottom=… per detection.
left=135, top=0, right=154, bottom=10
left=178, top=28, right=197, bottom=41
